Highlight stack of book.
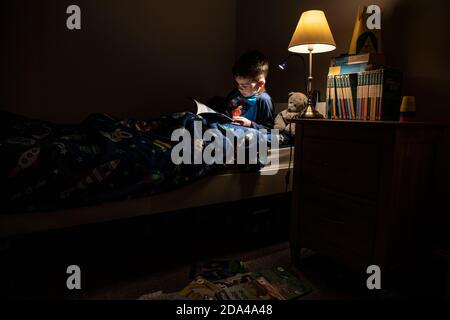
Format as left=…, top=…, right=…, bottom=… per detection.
left=138, top=262, right=312, bottom=300
left=326, top=53, right=402, bottom=121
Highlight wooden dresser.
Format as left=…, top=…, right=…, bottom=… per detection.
left=290, top=119, right=446, bottom=271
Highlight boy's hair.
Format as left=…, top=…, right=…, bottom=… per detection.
left=232, top=50, right=269, bottom=81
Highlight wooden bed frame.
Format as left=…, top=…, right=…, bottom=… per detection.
left=0, top=147, right=294, bottom=237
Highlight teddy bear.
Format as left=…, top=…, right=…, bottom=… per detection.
left=274, top=92, right=308, bottom=136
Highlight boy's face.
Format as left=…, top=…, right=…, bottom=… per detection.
left=235, top=76, right=265, bottom=97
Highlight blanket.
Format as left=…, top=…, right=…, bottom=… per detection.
left=0, top=111, right=279, bottom=213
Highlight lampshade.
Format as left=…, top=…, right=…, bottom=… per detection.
left=288, top=10, right=336, bottom=54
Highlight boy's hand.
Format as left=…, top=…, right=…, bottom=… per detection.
left=232, top=116, right=252, bottom=128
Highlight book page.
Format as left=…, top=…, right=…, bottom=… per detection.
left=194, top=99, right=217, bottom=115
left=193, top=98, right=233, bottom=123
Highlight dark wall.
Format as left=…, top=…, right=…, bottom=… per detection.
left=236, top=0, right=450, bottom=122
left=3, top=1, right=449, bottom=123
left=1, top=0, right=236, bottom=123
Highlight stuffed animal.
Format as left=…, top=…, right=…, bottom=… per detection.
left=274, top=92, right=308, bottom=136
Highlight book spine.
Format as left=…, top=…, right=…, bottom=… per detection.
left=356, top=73, right=361, bottom=120
left=338, top=76, right=347, bottom=120
left=379, top=70, right=384, bottom=120
left=376, top=70, right=382, bottom=121
left=369, top=71, right=375, bottom=120
left=372, top=71, right=376, bottom=120
left=366, top=71, right=370, bottom=120
left=374, top=71, right=378, bottom=120
left=335, top=76, right=343, bottom=120
left=372, top=71, right=377, bottom=121
left=366, top=72, right=371, bottom=121
left=362, top=73, right=367, bottom=121
left=326, top=76, right=332, bottom=119
left=344, top=75, right=354, bottom=120
left=332, top=75, right=337, bottom=119
left=344, top=76, right=351, bottom=119
left=341, top=75, right=348, bottom=119
left=335, top=75, right=341, bottom=119
left=359, top=73, right=363, bottom=120
left=340, top=75, right=347, bottom=120
left=349, top=73, right=358, bottom=120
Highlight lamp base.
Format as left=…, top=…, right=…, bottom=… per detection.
left=294, top=105, right=324, bottom=120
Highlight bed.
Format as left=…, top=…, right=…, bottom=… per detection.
left=0, top=146, right=293, bottom=237
left=0, top=111, right=294, bottom=237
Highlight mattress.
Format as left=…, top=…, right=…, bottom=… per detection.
left=262, top=144, right=295, bottom=173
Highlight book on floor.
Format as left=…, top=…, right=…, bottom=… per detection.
left=190, top=260, right=248, bottom=281
left=251, top=266, right=312, bottom=300
left=178, top=276, right=221, bottom=300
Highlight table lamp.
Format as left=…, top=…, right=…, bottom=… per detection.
left=288, top=10, right=336, bottom=118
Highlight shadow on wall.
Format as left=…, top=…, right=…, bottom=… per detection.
left=384, top=0, right=450, bottom=121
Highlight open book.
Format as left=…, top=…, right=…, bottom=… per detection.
left=193, top=99, right=233, bottom=124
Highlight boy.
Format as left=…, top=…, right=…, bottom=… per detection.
left=226, top=50, right=275, bottom=130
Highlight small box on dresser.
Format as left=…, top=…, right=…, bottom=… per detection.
left=290, top=119, right=447, bottom=272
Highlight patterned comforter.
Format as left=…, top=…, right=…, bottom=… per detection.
left=0, top=111, right=282, bottom=213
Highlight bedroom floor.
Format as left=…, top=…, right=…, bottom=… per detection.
left=75, top=242, right=446, bottom=301
left=1, top=196, right=447, bottom=300
left=0, top=237, right=379, bottom=300
left=74, top=242, right=381, bottom=300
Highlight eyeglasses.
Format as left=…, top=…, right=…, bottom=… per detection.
left=237, top=82, right=257, bottom=90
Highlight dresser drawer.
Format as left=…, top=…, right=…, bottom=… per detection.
left=301, top=138, right=380, bottom=200
left=299, top=186, right=377, bottom=260
left=291, top=120, right=444, bottom=272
